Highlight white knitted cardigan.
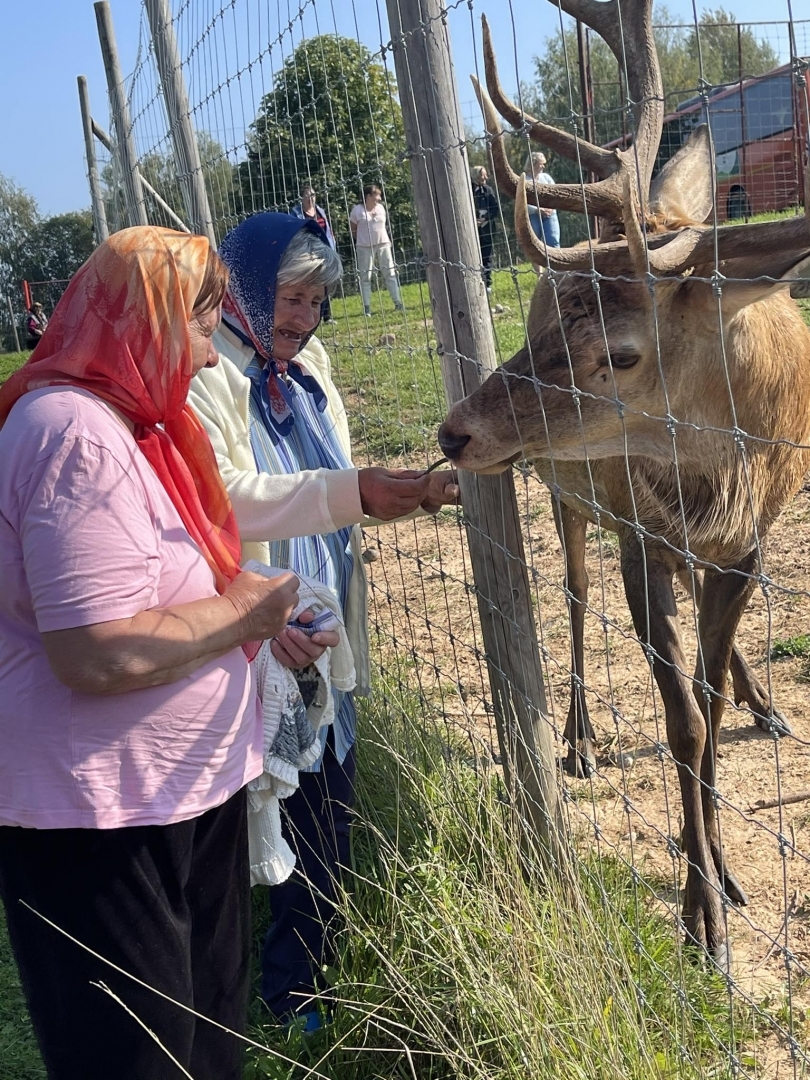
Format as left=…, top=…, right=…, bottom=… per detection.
left=243, top=561, right=356, bottom=886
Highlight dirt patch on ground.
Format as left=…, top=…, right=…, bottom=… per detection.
left=362, top=474, right=810, bottom=1074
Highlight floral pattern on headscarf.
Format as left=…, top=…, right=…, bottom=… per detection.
left=0, top=226, right=246, bottom=603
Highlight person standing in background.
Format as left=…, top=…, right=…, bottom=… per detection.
left=471, top=166, right=499, bottom=293
left=292, top=184, right=337, bottom=322
left=524, top=152, right=560, bottom=249
left=349, top=185, right=403, bottom=317
left=24, top=302, right=48, bottom=350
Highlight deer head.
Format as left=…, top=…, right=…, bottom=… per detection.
left=438, top=0, right=810, bottom=472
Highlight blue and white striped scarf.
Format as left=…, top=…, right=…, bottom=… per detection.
left=246, top=355, right=357, bottom=769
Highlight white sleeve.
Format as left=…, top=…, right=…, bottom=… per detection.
left=188, top=365, right=364, bottom=541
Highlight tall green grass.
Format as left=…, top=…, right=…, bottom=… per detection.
left=245, top=686, right=748, bottom=1079
left=0, top=351, right=30, bottom=384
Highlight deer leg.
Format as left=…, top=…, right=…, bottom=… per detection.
left=693, top=559, right=760, bottom=909
left=676, top=567, right=791, bottom=737
left=552, top=500, right=596, bottom=777
left=728, top=650, right=792, bottom=737
left=621, top=537, right=728, bottom=967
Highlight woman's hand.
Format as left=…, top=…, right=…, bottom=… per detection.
left=420, top=470, right=460, bottom=514
left=42, top=571, right=300, bottom=696
left=358, top=466, right=460, bottom=520
left=223, top=570, right=300, bottom=641
left=271, top=608, right=341, bottom=669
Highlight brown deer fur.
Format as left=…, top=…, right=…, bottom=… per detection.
left=438, top=0, right=810, bottom=964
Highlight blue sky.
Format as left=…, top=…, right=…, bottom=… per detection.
left=0, top=0, right=798, bottom=217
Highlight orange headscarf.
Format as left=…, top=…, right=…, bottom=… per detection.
left=0, top=226, right=244, bottom=597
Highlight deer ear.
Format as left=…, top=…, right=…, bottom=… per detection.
left=649, top=125, right=713, bottom=225
left=685, top=252, right=810, bottom=316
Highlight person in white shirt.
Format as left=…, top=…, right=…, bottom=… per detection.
left=524, top=151, right=561, bottom=248
left=349, top=184, right=404, bottom=316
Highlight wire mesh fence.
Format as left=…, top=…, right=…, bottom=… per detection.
left=83, top=0, right=810, bottom=1074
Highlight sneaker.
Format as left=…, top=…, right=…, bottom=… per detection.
left=363, top=306, right=371, bottom=316
left=394, top=301, right=404, bottom=311
left=486, top=286, right=492, bottom=294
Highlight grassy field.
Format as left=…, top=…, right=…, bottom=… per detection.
left=0, top=351, right=30, bottom=383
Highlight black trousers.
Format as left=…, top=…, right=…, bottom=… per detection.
left=261, top=733, right=356, bottom=1017
left=0, top=790, right=250, bottom=1080
left=478, top=231, right=494, bottom=288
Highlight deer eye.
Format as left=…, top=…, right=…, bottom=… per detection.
left=603, top=351, right=640, bottom=370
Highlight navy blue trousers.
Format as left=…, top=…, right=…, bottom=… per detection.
left=261, top=732, right=356, bottom=1018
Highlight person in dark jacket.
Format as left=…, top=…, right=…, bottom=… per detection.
left=471, top=166, right=499, bottom=292
left=24, top=302, right=48, bottom=349
left=292, top=185, right=337, bottom=322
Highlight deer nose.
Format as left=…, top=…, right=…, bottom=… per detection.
left=438, top=424, right=471, bottom=460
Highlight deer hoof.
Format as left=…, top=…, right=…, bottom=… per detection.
left=721, top=868, right=749, bottom=908
left=683, top=872, right=731, bottom=969
left=752, top=708, right=792, bottom=739
left=563, top=739, right=595, bottom=779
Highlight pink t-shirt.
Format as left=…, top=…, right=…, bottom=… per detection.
left=0, top=386, right=262, bottom=830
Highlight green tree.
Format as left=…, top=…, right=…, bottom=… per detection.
left=0, top=175, right=96, bottom=349
left=236, top=34, right=416, bottom=264
left=102, top=134, right=238, bottom=243
left=0, top=174, right=40, bottom=299
left=19, top=211, right=95, bottom=284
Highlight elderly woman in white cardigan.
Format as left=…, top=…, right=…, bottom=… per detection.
left=188, top=212, right=458, bottom=1031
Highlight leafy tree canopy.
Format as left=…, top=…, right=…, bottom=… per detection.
left=19, top=211, right=95, bottom=285
left=236, top=34, right=415, bottom=259
left=0, top=174, right=40, bottom=299
left=101, top=133, right=237, bottom=244
left=0, top=174, right=95, bottom=349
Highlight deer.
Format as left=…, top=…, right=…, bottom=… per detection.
left=438, top=0, right=810, bottom=965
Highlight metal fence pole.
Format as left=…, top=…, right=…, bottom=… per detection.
left=6, top=296, right=21, bottom=352
left=144, top=0, right=216, bottom=246
left=94, top=1, right=148, bottom=228
left=385, top=0, right=564, bottom=859
left=77, top=76, right=110, bottom=243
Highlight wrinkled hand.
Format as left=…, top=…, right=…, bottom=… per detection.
left=223, top=570, right=299, bottom=642
left=271, top=608, right=340, bottom=669
left=358, top=467, right=436, bottom=520
left=420, top=469, right=460, bottom=514
left=358, top=466, right=462, bottom=520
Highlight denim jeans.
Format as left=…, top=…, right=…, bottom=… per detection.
left=528, top=207, right=561, bottom=248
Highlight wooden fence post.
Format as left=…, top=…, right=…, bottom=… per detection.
left=6, top=296, right=21, bottom=353
left=385, top=0, right=564, bottom=859
left=144, top=0, right=217, bottom=246
left=94, top=2, right=148, bottom=228
left=77, top=77, right=110, bottom=244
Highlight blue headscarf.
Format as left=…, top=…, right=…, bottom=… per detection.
left=219, top=212, right=329, bottom=439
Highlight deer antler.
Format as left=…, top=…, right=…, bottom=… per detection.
left=482, top=0, right=663, bottom=227
left=513, top=195, right=810, bottom=278
left=479, top=15, right=618, bottom=179
left=473, top=75, right=627, bottom=217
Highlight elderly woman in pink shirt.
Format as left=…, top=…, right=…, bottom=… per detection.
left=0, top=227, right=328, bottom=1080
